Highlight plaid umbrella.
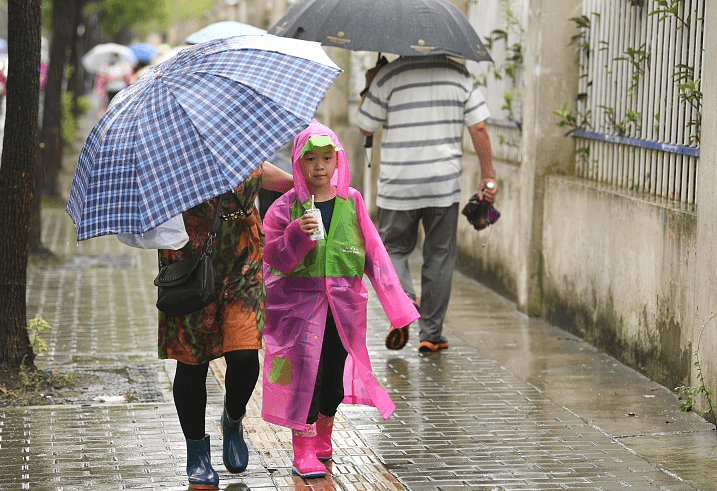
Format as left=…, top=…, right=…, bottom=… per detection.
left=67, top=35, right=341, bottom=241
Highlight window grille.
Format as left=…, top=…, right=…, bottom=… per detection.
left=468, top=0, right=528, bottom=164
left=575, top=0, right=703, bottom=206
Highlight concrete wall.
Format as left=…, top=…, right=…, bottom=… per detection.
left=692, top=2, right=717, bottom=417
left=541, top=177, right=697, bottom=390
left=455, top=124, right=522, bottom=302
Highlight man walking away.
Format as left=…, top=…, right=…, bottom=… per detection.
left=357, top=54, right=498, bottom=352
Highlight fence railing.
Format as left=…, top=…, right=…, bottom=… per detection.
left=575, top=0, right=703, bottom=207
left=468, top=0, right=528, bottom=165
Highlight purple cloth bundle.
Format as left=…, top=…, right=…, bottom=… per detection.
left=461, top=194, right=500, bottom=231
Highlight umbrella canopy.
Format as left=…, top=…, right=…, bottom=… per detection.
left=67, top=35, right=341, bottom=242
left=82, top=43, right=137, bottom=73
left=185, top=21, right=267, bottom=45
left=268, top=0, right=491, bottom=63
left=129, top=42, right=158, bottom=64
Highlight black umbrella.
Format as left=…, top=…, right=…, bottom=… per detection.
left=268, top=0, right=492, bottom=64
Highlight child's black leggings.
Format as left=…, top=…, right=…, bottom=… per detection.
left=173, top=349, right=259, bottom=441
left=306, top=313, right=348, bottom=425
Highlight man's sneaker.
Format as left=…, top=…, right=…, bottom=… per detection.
left=418, top=339, right=449, bottom=352
left=385, top=325, right=409, bottom=350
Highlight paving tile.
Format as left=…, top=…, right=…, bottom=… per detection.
left=2, top=193, right=711, bottom=490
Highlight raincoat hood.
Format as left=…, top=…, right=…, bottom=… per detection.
left=292, top=119, right=350, bottom=202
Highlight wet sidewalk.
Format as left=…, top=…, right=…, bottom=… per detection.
left=1, top=101, right=715, bottom=490
left=2, top=209, right=715, bottom=491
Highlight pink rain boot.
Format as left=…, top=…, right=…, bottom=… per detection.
left=315, top=413, right=334, bottom=461
left=291, top=424, right=326, bottom=478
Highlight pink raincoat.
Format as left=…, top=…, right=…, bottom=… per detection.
left=262, top=120, right=419, bottom=431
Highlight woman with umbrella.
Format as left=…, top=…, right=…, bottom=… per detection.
left=67, top=35, right=342, bottom=489
left=160, top=162, right=292, bottom=489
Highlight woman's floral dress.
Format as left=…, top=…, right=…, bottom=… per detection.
left=158, top=167, right=264, bottom=365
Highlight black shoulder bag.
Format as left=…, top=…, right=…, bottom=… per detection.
left=154, top=194, right=227, bottom=317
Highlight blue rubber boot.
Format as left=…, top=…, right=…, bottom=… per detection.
left=221, top=401, right=248, bottom=473
left=186, top=434, right=219, bottom=490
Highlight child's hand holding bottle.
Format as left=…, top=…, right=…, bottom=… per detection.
left=300, top=212, right=321, bottom=238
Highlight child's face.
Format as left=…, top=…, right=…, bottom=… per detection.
left=300, top=146, right=337, bottom=190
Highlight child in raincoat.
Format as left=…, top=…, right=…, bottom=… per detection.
left=262, top=120, right=419, bottom=478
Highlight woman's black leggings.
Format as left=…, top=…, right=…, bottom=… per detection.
left=173, top=349, right=259, bottom=441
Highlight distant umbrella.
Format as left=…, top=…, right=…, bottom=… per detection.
left=136, top=45, right=191, bottom=79
left=185, top=21, right=267, bottom=45
left=82, top=43, right=137, bottom=73
left=129, top=43, right=158, bottom=64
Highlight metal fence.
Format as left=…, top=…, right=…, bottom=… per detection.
left=574, top=0, right=703, bottom=206
left=468, top=0, right=528, bottom=164
left=468, top=0, right=703, bottom=207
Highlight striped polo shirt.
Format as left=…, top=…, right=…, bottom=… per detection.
left=357, top=55, right=490, bottom=211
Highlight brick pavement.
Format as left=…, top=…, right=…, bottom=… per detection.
left=1, top=206, right=713, bottom=490
left=1, top=102, right=715, bottom=490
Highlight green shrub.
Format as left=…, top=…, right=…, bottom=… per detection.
left=77, top=95, right=90, bottom=115
left=61, top=91, right=77, bottom=147
left=60, top=93, right=91, bottom=147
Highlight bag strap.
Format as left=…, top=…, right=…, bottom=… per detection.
left=202, top=192, right=228, bottom=255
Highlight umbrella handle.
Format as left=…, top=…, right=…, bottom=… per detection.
left=364, top=135, right=373, bottom=168
left=363, top=140, right=372, bottom=168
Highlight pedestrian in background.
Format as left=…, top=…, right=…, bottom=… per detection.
left=0, top=67, right=6, bottom=116
left=261, top=120, right=418, bottom=478
left=94, top=53, right=136, bottom=114
left=357, top=54, right=499, bottom=352
left=159, top=163, right=292, bottom=490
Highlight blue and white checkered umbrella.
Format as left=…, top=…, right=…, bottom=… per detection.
left=67, top=35, right=340, bottom=241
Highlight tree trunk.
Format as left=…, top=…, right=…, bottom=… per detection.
left=38, top=0, right=75, bottom=199
left=0, top=0, right=42, bottom=369
left=67, top=0, right=86, bottom=119
left=27, top=165, right=46, bottom=255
